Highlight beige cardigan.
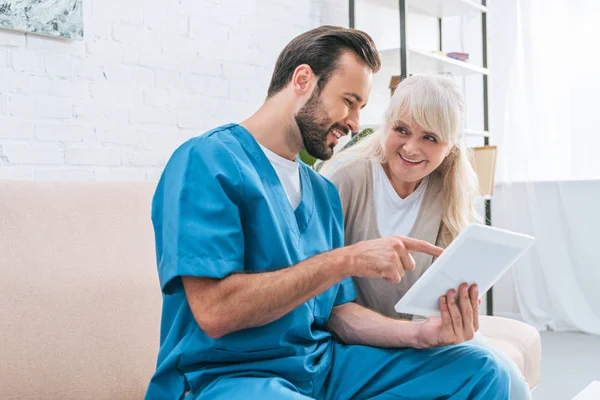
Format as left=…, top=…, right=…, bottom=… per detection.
left=327, top=157, right=445, bottom=319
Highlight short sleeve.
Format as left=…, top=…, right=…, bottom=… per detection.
left=333, top=277, right=357, bottom=306
left=152, top=137, right=245, bottom=294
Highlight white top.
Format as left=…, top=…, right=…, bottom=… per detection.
left=259, top=144, right=301, bottom=210
left=372, top=160, right=428, bottom=237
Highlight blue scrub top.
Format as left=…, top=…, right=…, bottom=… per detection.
left=145, top=124, right=356, bottom=399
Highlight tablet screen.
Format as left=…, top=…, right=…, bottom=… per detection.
left=394, top=224, right=534, bottom=317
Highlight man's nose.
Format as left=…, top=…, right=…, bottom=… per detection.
left=346, top=108, right=360, bottom=134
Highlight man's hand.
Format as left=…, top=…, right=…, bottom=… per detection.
left=414, top=283, right=480, bottom=349
left=345, top=236, right=443, bottom=283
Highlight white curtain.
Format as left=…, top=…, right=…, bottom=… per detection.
left=489, top=0, right=600, bottom=333
left=493, top=181, right=600, bottom=334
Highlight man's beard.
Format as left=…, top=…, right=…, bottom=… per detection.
left=295, top=90, right=345, bottom=161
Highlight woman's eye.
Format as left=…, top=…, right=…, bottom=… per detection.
left=394, top=126, right=408, bottom=135
left=424, top=135, right=438, bottom=143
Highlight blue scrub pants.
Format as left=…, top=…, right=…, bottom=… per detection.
left=194, top=342, right=510, bottom=399
left=468, top=332, right=532, bottom=400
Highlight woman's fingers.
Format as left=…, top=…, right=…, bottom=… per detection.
left=437, top=284, right=479, bottom=345
left=440, top=295, right=453, bottom=327
left=446, top=289, right=464, bottom=342
left=469, top=284, right=480, bottom=331
left=458, top=283, right=475, bottom=340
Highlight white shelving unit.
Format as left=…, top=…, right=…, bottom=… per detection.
left=351, top=0, right=490, bottom=128
left=349, top=0, right=495, bottom=315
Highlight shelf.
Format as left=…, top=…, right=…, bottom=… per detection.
left=380, top=48, right=488, bottom=76
left=465, top=130, right=489, bottom=137
left=365, top=0, right=487, bottom=18
left=408, top=0, right=487, bottom=18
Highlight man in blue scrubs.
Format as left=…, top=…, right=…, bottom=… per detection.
left=146, top=26, right=510, bottom=399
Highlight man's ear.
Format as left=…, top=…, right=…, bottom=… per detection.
left=291, top=64, right=316, bottom=96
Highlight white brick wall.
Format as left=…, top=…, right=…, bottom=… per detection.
left=0, top=0, right=344, bottom=181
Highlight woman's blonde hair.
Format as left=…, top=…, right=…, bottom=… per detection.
left=320, top=74, right=480, bottom=246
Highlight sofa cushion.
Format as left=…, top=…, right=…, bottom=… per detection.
left=0, top=181, right=162, bottom=400
left=479, top=315, right=542, bottom=389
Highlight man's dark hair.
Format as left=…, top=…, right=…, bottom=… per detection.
left=267, top=25, right=381, bottom=98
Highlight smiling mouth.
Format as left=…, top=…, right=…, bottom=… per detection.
left=328, top=127, right=348, bottom=146
left=399, top=154, right=425, bottom=164
left=331, top=128, right=347, bottom=140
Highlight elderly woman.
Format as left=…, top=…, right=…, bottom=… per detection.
left=321, top=74, right=531, bottom=400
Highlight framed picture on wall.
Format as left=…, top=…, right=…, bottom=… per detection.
left=0, top=0, right=83, bottom=40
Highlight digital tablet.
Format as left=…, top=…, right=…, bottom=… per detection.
left=394, top=224, right=535, bottom=317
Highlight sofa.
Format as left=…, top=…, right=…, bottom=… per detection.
left=0, top=180, right=541, bottom=399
